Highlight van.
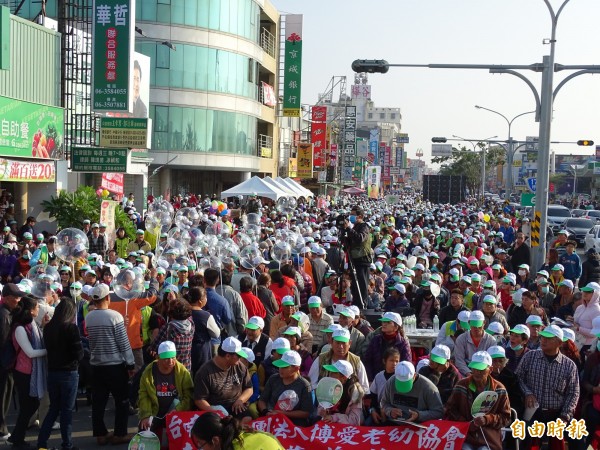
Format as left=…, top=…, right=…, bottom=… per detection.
left=547, top=204, right=571, bottom=231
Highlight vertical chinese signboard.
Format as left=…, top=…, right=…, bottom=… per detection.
left=342, top=106, right=356, bottom=183
left=283, top=15, right=303, bottom=117
left=297, top=143, right=313, bottom=178
left=92, top=0, right=135, bottom=112
left=368, top=128, right=379, bottom=164
left=382, top=145, right=391, bottom=183
left=311, top=106, right=327, bottom=170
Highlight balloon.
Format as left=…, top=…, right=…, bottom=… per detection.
left=102, top=189, right=110, bottom=197
left=483, top=214, right=490, bottom=223
left=233, top=232, right=252, bottom=249
left=240, top=244, right=261, bottom=268
left=112, top=268, right=145, bottom=300
left=156, top=238, right=188, bottom=269
left=175, top=207, right=201, bottom=231
left=246, top=213, right=261, bottom=226
left=478, top=211, right=484, bottom=219
left=167, top=227, right=191, bottom=247
left=271, top=241, right=291, bottom=263
left=96, top=188, right=103, bottom=196
left=205, top=221, right=231, bottom=239
left=27, top=264, right=60, bottom=298
left=55, top=228, right=89, bottom=263
left=315, top=377, right=343, bottom=409
left=128, top=430, right=160, bottom=450
left=276, top=196, right=297, bottom=215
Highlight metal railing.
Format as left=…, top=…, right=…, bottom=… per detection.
left=260, top=27, right=276, bottom=58
left=258, top=134, right=273, bottom=157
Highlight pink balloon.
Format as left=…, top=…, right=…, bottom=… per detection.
left=477, top=211, right=484, bottom=219
left=96, top=188, right=103, bottom=196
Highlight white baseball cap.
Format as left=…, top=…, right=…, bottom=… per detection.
left=283, top=326, right=302, bottom=339
left=469, top=310, right=485, bottom=327
left=458, top=310, right=471, bottom=329
left=430, top=345, right=451, bottom=365
left=562, top=328, right=576, bottom=343
left=307, top=296, right=322, bottom=308
left=526, top=315, right=544, bottom=326
left=483, top=295, right=497, bottom=305
left=339, top=307, right=356, bottom=320
left=272, top=337, right=291, bottom=355
left=245, top=316, right=265, bottom=330
left=468, top=351, right=493, bottom=370
left=487, top=345, right=506, bottom=359
left=157, top=341, right=177, bottom=359
left=221, top=337, right=248, bottom=358
left=332, top=328, right=351, bottom=343
left=241, top=347, right=255, bottom=363
left=392, top=283, right=406, bottom=294
left=539, top=324, right=564, bottom=341
left=272, top=350, right=302, bottom=368
left=509, top=324, right=531, bottom=338
left=558, top=279, right=574, bottom=290
left=486, top=322, right=505, bottom=336
left=379, top=311, right=403, bottom=327
left=322, top=359, right=354, bottom=378
left=394, top=361, right=416, bottom=393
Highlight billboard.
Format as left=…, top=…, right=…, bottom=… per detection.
left=131, top=53, right=150, bottom=118
left=92, top=0, right=135, bottom=112
left=282, top=15, right=303, bottom=117
left=366, top=166, right=381, bottom=199
left=297, top=143, right=313, bottom=178
left=431, top=144, right=453, bottom=157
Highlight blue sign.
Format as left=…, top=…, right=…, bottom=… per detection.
left=526, top=177, right=536, bottom=193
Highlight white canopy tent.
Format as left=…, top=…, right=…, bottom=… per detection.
left=277, top=177, right=314, bottom=197
left=220, top=176, right=289, bottom=200
left=263, top=176, right=299, bottom=198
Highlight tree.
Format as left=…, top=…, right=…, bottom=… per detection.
left=432, top=144, right=506, bottom=194
left=41, top=186, right=136, bottom=238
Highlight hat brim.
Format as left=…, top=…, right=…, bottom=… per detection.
left=469, top=320, right=484, bottom=328
left=468, top=361, right=490, bottom=371
left=159, top=351, right=176, bottom=359
left=527, top=321, right=544, bottom=327
left=245, top=323, right=260, bottom=330
left=395, top=378, right=414, bottom=393
left=490, top=353, right=506, bottom=359
left=322, top=364, right=340, bottom=373
left=272, top=359, right=292, bottom=368
left=236, top=349, right=248, bottom=358
left=539, top=330, right=559, bottom=339
left=275, top=347, right=289, bottom=355
left=332, top=336, right=350, bottom=343
left=581, top=287, right=595, bottom=292
left=459, top=321, right=471, bottom=330
left=429, top=354, right=447, bottom=365
left=282, top=301, right=295, bottom=306
left=308, top=303, right=321, bottom=308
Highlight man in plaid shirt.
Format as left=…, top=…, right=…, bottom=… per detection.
left=515, top=324, right=579, bottom=450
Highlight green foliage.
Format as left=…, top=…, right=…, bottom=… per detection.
left=41, top=186, right=136, bottom=239
left=432, top=144, right=506, bottom=194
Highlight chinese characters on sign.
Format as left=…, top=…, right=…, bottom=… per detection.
left=99, top=117, right=148, bottom=148
left=297, top=143, right=313, bottom=179
left=0, top=158, right=55, bottom=182
left=342, top=106, right=356, bottom=184
left=311, top=105, right=327, bottom=170
left=510, top=419, right=588, bottom=441
left=283, top=15, right=303, bottom=117
left=92, top=0, right=135, bottom=112
left=166, top=412, right=470, bottom=450
left=101, top=172, right=124, bottom=195
left=71, top=147, right=128, bottom=172
left=0, top=96, right=64, bottom=159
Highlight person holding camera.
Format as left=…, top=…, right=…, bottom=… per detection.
left=343, top=207, right=373, bottom=309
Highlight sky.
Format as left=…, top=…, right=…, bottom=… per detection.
left=271, top=0, right=600, bottom=164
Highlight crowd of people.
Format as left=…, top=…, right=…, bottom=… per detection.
left=0, top=190, right=599, bottom=450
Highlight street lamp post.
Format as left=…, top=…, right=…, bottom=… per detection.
left=474, top=106, right=536, bottom=198
left=451, top=134, right=497, bottom=199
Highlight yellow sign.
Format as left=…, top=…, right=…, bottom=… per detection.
left=260, top=147, right=272, bottom=158
left=297, top=143, right=313, bottom=178
left=512, top=160, right=522, bottom=167
left=288, top=158, right=298, bottom=177
left=100, top=118, right=148, bottom=148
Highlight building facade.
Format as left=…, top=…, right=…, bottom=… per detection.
left=135, top=0, right=280, bottom=197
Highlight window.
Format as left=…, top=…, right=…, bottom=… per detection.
left=380, top=113, right=385, bottom=119
left=368, top=113, right=373, bottom=119
left=156, top=44, right=170, bottom=69
left=391, top=113, right=396, bottom=119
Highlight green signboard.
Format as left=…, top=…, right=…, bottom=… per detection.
left=0, top=95, right=64, bottom=159
left=521, top=193, right=536, bottom=207
left=282, top=15, right=303, bottom=117
left=92, top=0, right=134, bottom=112
left=99, top=117, right=148, bottom=148
left=71, top=147, right=127, bottom=172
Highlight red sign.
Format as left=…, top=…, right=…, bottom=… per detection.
left=101, top=173, right=124, bottom=195
left=311, top=122, right=327, bottom=168
left=311, top=106, right=327, bottom=122
left=166, top=412, right=469, bottom=450
left=382, top=145, right=391, bottom=181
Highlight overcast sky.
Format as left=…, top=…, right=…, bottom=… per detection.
left=271, top=0, right=600, bottom=164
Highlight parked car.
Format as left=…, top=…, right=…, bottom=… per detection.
left=563, top=218, right=595, bottom=247
left=584, top=210, right=600, bottom=222
left=571, top=209, right=586, bottom=217
left=547, top=204, right=571, bottom=232
left=584, top=225, right=600, bottom=253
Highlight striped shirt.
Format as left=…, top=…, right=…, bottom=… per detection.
left=85, top=308, right=134, bottom=367
left=515, top=349, right=579, bottom=420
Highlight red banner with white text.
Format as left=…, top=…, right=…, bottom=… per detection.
left=166, top=412, right=469, bottom=450
left=101, top=172, right=124, bottom=195
left=311, top=121, right=327, bottom=170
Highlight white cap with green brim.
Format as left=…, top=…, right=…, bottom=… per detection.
left=468, top=351, right=492, bottom=371
left=562, top=328, right=576, bottom=343
left=323, top=359, right=354, bottom=378
left=483, top=295, right=497, bottom=304
left=245, top=316, right=265, bottom=330
left=581, top=282, right=600, bottom=292
left=281, top=296, right=295, bottom=306
left=430, top=345, right=451, bottom=365
left=458, top=310, right=471, bottom=330
left=272, top=337, right=291, bottom=355
left=308, top=296, right=322, bottom=308
left=158, top=341, right=177, bottom=359
left=379, top=312, right=403, bottom=327
left=322, top=323, right=343, bottom=334
left=332, top=328, right=351, bottom=343
left=339, top=308, right=355, bottom=319
left=539, top=324, right=563, bottom=341
left=487, top=345, right=506, bottom=359
left=273, top=350, right=301, bottom=368
left=283, top=326, right=302, bottom=339
left=394, top=361, right=416, bottom=393
left=469, top=310, right=485, bottom=328
left=221, top=337, right=247, bottom=358
left=509, top=324, right=531, bottom=338
left=526, top=315, right=544, bottom=326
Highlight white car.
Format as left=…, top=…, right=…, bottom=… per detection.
left=584, top=225, right=600, bottom=252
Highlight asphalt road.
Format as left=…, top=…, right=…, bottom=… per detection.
left=6, top=394, right=140, bottom=450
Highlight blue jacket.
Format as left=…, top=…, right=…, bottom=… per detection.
left=559, top=252, right=582, bottom=282
left=205, top=287, right=233, bottom=329
left=499, top=226, right=515, bottom=245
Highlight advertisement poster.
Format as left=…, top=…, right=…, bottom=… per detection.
left=297, top=143, right=313, bottom=178
left=99, top=200, right=118, bottom=250
left=282, top=15, right=303, bottom=117
left=101, top=173, right=124, bottom=195
left=0, top=158, right=55, bottom=182
left=0, top=96, right=64, bottom=159
left=366, top=165, right=381, bottom=199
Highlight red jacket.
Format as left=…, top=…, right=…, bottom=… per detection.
left=240, top=291, right=267, bottom=319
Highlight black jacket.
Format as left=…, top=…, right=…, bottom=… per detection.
left=43, top=321, right=84, bottom=371
left=438, top=304, right=468, bottom=327
left=508, top=242, right=530, bottom=274
left=580, top=253, right=600, bottom=287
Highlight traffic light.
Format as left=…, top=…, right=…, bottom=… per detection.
left=577, top=140, right=594, bottom=146
left=351, top=59, right=389, bottom=74
left=431, top=137, right=448, bottom=143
